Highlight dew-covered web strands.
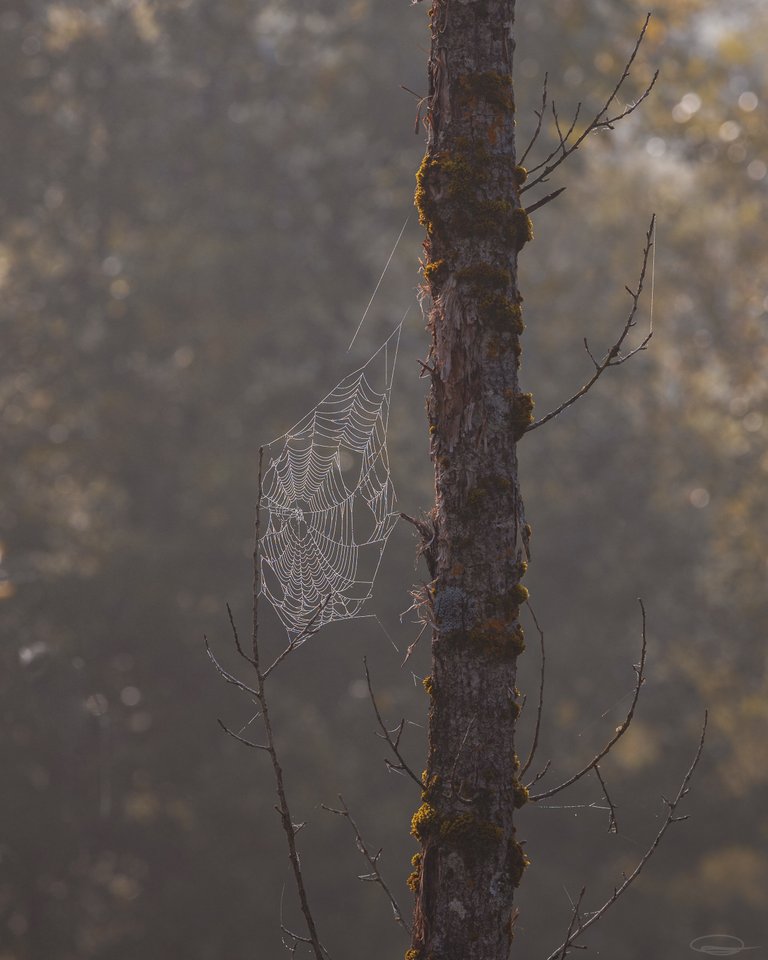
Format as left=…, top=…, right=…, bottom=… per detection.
left=260, top=323, right=403, bottom=640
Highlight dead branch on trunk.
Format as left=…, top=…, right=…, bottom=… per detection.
left=526, top=216, right=655, bottom=433
left=520, top=601, right=546, bottom=777
left=529, top=599, right=648, bottom=800
left=364, top=657, right=423, bottom=788
left=543, top=714, right=708, bottom=960
left=521, top=14, right=658, bottom=197
left=593, top=764, right=618, bottom=834
left=519, top=72, right=550, bottom=167
left=525, top=187, right=567, bottom=215
left=322, top=795, right=412, bottom=935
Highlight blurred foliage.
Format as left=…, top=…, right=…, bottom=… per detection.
left=1, top=1, right=766, bottom=958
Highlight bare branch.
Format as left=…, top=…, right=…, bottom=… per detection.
left=519, top=72, right=549, bottom=166
left=544, top=713, right=708, bottom=960
left=364, top=658, right=423, bottom=789
left=526, top=759, right=551, bottom=789
left=216, top=718, right=269, bottom=752
left=526, top=216, right=655, bottom=433
left=401, top=85, right=432, bottom=135
left=321, top=795, right=412, bottom=935
left=262, top=594, right=333, bottom=681
left=593, top=764, right=618, bottom=834
left=400, top=511, right=438, bottom=579
left=205, top=636, right=260, bottom=700
left=264, top=766, right=321, bottom=942
left=520, top=601, right=546, bottom=777
left=557, top=888, right=586, bottom=960
left=530, top=598, right=648, bottom=802
left=525, top=187, right=567, bottom=215
left=552, top=99, right=583, bottom=166
left=523, top=14, right=658, bottom=194
left=209, top=445, right=328, bottom=960
left=226, top=602, right=256, bottom=667
left=251, top=465, right=327, bottom=960
left=402, top=618, right=429, bottom=666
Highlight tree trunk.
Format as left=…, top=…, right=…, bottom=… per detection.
left=410, top=2, right=532, bottom=959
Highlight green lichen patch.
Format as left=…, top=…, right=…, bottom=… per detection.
left=468, top=618, right=526, bottom=660
left=508, top=391, right=535, bottom=439
left=509, top=583, right=530, bottom=606
left=457, top=262, right=511, bottom=292
left=415, top=145, right=491, bottom=237
left=452, top=197, right=501, bottom=237
left=480, top=293, right=524, bottom=334
left=411, top=802, right=440, bottom=842
left=415, top=152, right=438, bottom=232
left=508, top=839, right=530, bottom=888
left=511, top=207, right=534, bottom=251
left=513, top=780, right=529, bottom=809
left=421, top=773, right=441, bottom=803
left=441, top=152, right=485, bottom=203
left=455, top=71, right=515, bottom=112
left=423, top=258, right=447, bottom=286
left=513, top=164, right=528, bottom=186
left=422, top=675, right=434, bottom=696
left=440, top=813, right=504, bottom=858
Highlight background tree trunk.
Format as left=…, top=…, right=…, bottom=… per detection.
left=410, top=2, right=533, bottom=959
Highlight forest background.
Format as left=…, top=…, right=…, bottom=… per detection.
left=1, top=1, right=766, bottom=958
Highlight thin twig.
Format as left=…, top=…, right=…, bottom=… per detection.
left=557, top=887, right=586, bottom=960
left=216, top=718, right=269, bottom=752
left=205, top=637, right=260, bottom=700
left=262, top=594, right=333, bottom=680
left=249, top=456, right=328, bottom=960
left=519, top=72, right=549, bottom=166
left=227, top=602, right=255, bottom=666
left=520, top=601, right=546, bottom=777
left=527, top=759, right=551, bottom=789
left=401, top=85, right=432, bottom=134
left=321, top=795, right=412, bottom=935
left=530, top=598, right=648, bottom=802
left=526, top=216, right=655, bottom=433
left=364, top=658, right=423, bottom=788
left=593, top=764, right=618, bottom=833
left=526, top=187, right=567, bottom=215
left=402, top=618, right=430, bottom=666
left=522, top=14, right=658, bottom=194
left=209, top=445, right=328, bottom=960
left=544, top=713, right=708, bottom=960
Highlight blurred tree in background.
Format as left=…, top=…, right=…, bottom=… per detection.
left=0, top=2, right=765, bottom=958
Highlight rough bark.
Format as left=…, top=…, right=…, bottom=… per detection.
left=409, top=2, right=531, bottom=960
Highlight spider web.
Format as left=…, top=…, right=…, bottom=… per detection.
left=259, top=324, right=402, bottom=639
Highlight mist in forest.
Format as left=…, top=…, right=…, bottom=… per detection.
left=1, top=2, right=766, bottom=958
